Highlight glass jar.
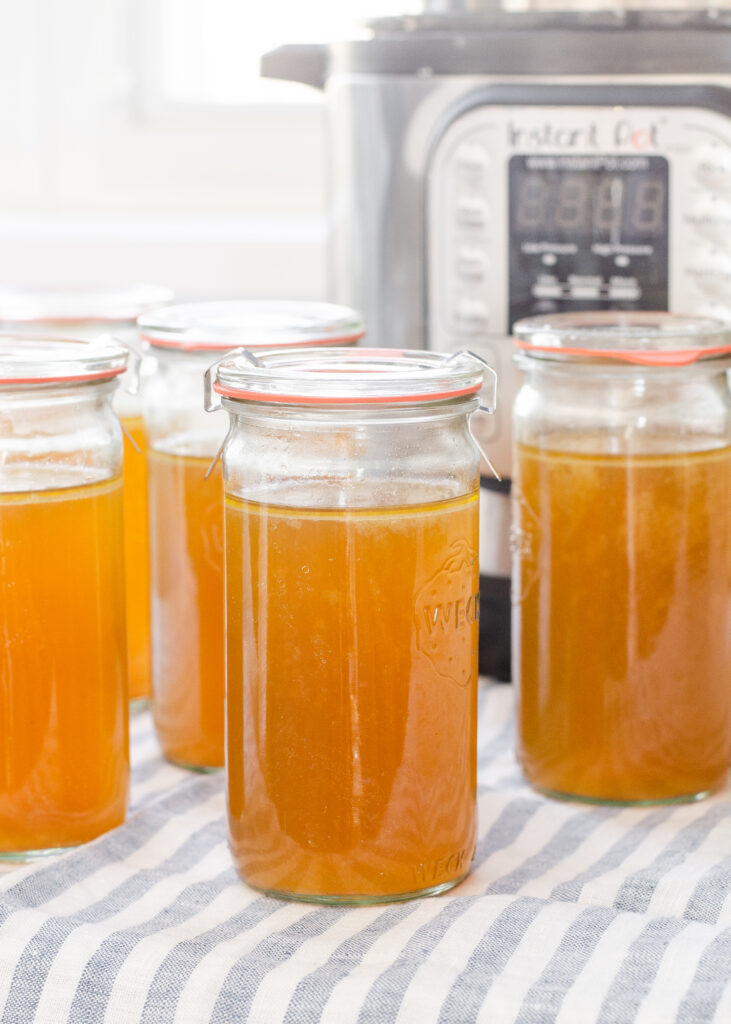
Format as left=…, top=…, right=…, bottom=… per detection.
left=138, top=301, right=366, bottom=771
left=0, top=285, right=174, bottom=708
left=0, top=334, right=130, bottom=859
left=210, top=347, right=496, bottom=904
left=512, top=312, right=731, bottom=805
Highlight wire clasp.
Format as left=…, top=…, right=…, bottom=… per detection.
left=202, top=347, right=262, bottom=479
left=203, top=347, right=260, bottom=412
left=447, top=348, right=501, bottom=480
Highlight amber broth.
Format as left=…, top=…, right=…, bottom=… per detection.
left=514, top=442, right=731, bottom=803
left=226, top=490, right=479, bottom=900
left=122, top=415, right=152, bottom=703
left=0, top=475, right=129, bottom=853
left=148, top=449, right=224, bottom=769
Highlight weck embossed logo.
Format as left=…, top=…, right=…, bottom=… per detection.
left=415, top=539, right=479, bottom=688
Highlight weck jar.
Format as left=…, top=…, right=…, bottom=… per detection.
left=209, top=347, right=497, bottom=904
left=511, top=312, right=731, bottom=805
left=0, top=334, right=130, bottom=859
left=0, top=285, right=174, bottom=709
left=138, top=301, right=365, bottom=772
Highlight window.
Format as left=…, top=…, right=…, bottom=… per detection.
left=0, top=0, right=406, bottom=296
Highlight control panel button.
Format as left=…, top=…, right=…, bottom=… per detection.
left=608, top=277, right=641, bottom=302
left=456, top=248, right=487, bottom=281
left=567, top=274, right=604, bottom=301
left=453, top=297, right=489, bottom=333
left=692, top=144, right=731, bottom=192
left=686, top=249, right=731, bottom=300
left=532, top=281, right=563, bottom=300
left=685, top=194, right=731, bottom=245
left=455, top=196, right=489, bottom=228
left=455, top=143, right=489, bottom=175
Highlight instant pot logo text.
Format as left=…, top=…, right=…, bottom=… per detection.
left=508, top=119, right=661, bottom=150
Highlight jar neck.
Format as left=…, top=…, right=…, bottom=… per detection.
left=515, top=360, right=730, bottom=455
left=221, top=396, right=481, bottom=508
left=0, top=379, right=123, bottom=493
left=518, top=359, right=731, bottom=401
left=517, top=353, right=731, bottom=382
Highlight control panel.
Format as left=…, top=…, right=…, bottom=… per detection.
left=427, top=104, right=731, bottom=474
left=508, top=153, right=669, bottom=323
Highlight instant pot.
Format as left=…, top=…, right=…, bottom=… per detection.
left=264, top=2, right=731, bottom=679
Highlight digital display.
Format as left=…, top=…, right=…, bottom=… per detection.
left=514, top=171, right=666, bottom=239
left=508, top=154, right=669, bottom=325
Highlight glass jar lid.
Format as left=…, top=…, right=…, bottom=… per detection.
left=209, top=347, right=496, bottom=409
left=0, top=284, right=174, bottom=326
left=513, top=311, right=731, bottom=367
left=0, top=335, right=129, bottom=385
left=138, top=300, right=366, bottom=352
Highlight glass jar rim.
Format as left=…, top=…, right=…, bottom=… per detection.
left=0, top=334, right=129, bottom=385
left=139, top=300, right=366, bottom=352
left=211, top=346, right=495, bottom=408
left=513, top=311, right=731, bottom=367
left=0, top=284, right=174, bottom=325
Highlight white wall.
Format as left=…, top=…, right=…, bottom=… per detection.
left=0, top=1, right=327, bottom=298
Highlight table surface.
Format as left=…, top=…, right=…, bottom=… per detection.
left=1, top=684, right=730, bottom=1024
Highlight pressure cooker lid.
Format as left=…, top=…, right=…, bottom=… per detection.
left=139, top=301, right=366, bottom=352
left=409, top=0, right=731, bottom=12
left=368, top=2, right=731, bottom=30
left=300, top=5, right=731, bottom=83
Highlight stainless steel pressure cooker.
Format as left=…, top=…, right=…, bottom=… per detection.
left=264, top=2, right=731, bottom=679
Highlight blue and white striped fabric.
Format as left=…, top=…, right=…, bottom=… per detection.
left=1, top=685, right=730, bottom=1024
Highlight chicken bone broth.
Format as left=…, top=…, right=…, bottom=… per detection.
left=122, top=415, right=152, bottom=705
left=513, top=441, right=731, bottom=804
left=148, top=446, right=224, bottom=770
left=0, top=473, right=128, bottom=854
left=225, top=485, right=479, bottom=902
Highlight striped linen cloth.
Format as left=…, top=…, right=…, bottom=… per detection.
left=1, top=684, right=730, bottom=1024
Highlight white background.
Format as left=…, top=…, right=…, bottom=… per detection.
left=0, top=1, right=397, bottom=299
